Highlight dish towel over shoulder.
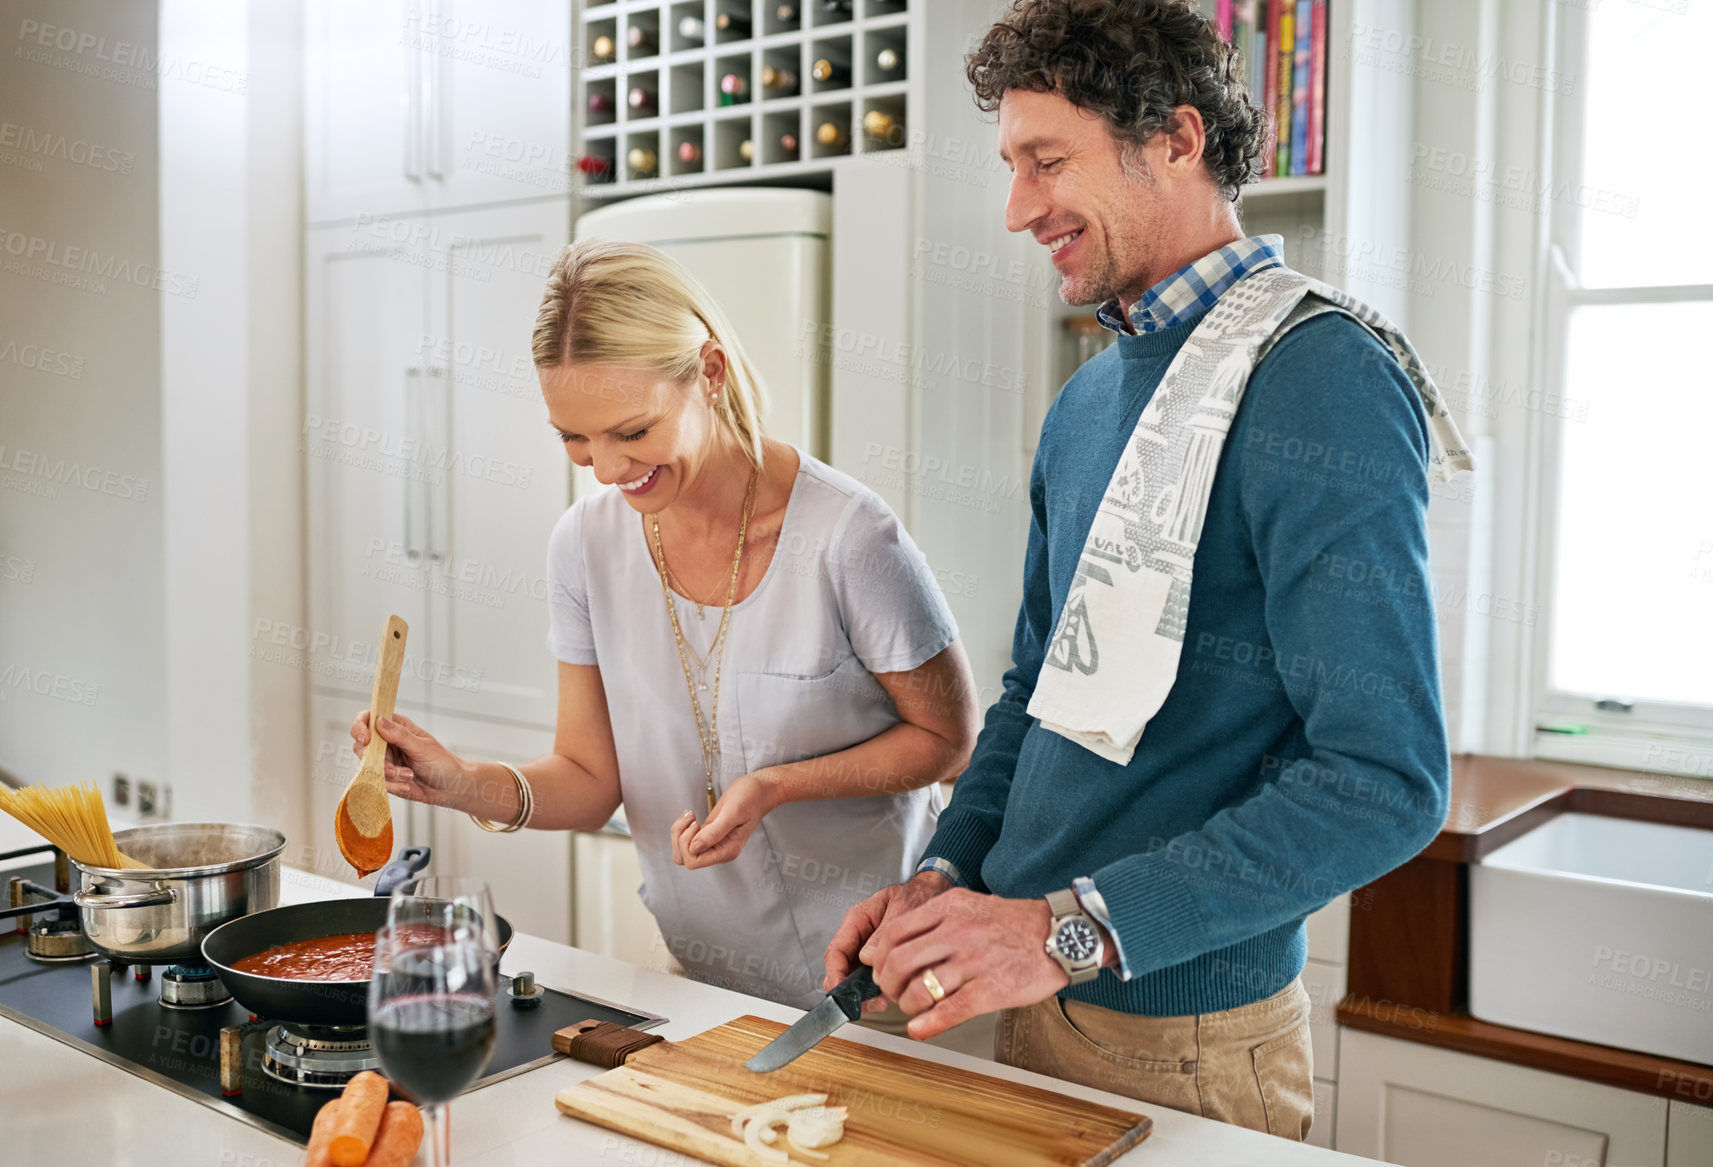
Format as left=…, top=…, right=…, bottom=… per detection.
left=1026, top=266, right=1475, bottom=765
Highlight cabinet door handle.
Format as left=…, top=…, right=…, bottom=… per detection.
left=403, top=0, right=423, bottom=180
left=426, top=0, right=446, bottom=180
left=427, top=366, right=449, bottom=562
left=403, top=366, right=423, bottom=561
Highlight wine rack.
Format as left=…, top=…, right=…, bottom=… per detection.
left=576, top=0, right=913, bottom=193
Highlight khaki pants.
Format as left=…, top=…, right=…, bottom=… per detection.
left=994, top=979, right=1315, bottom=1141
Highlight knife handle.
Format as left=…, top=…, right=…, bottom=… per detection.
left=829, top=965, right=883, bottom=1022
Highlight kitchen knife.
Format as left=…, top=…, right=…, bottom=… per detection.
left=745, top=965, right=882, bottom=1072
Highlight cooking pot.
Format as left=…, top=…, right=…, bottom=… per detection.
left=71, top=822, right=286, bottom=964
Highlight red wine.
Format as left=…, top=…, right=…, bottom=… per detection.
left=372, top=993, right=496, bottom=1105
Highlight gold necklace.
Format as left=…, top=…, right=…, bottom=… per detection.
left=650, top=469, right=758, bottom=813
left=658, top=548, right=731, bottom=622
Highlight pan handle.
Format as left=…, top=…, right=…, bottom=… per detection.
left=73, top=886, right=176, bottom=910
left=373, top=846, right=432, bottom=897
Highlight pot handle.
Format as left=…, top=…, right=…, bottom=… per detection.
left=73, top=886, right=177, bottom=910
left=373, top=845, right=432, bottom=897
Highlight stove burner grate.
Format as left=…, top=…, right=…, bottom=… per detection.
left=158, top=962, right=233, bottom=1011
left=260, top=1023, right=379, bottom=1088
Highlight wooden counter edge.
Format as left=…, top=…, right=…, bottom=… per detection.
left=1336, top=994, right=1713, bottom=1104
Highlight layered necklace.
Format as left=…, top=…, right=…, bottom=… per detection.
left=649, top=468, right=758, bottom=814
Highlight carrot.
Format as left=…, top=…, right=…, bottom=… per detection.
left=327, top=1070, right=389, bottom=1166
left=302, top=1100, right=342, bottom=1167
left=362, top=1101, right=426, bottom=1167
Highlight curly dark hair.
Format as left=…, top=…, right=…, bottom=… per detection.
left=967, top=0, right=1268, bottom=202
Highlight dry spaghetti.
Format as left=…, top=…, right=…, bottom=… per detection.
left=0, top=782, right=147, bottom=868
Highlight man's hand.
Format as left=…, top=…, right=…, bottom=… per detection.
left=866, top=890, right=1069, bottom=1041
left=822, top=870, right=952, bottom=991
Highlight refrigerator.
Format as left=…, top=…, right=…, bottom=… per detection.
left=570, top=188, right=832, bottom=501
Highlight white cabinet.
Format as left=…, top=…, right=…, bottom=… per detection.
left=305, top=0, right=571, bottom=224
left=1337, top=1029, right=1670, bottom=1167
left=574, top=827, right=666, bottom=970
left=305, top=197, right=573, bottom=942
left=1668, top=1101, right=1713, bottom=1166
left=306, top=198, right=570, bottom=730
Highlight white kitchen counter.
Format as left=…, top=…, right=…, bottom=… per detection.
left=0, top=861, right=1379, bottom=1166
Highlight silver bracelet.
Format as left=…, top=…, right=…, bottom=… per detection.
left=469, top=762, right=533, bottom=833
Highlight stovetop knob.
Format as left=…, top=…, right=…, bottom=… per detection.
left=508, top=970, right=543, bottom=1008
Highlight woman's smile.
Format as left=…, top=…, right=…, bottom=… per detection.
left=617, top=464, right=662, bottom=495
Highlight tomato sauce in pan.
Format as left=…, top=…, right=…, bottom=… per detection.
left=231, top=924, right=447, bottom=981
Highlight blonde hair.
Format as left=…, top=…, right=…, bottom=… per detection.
left=532, top=238, right=768, bottom=469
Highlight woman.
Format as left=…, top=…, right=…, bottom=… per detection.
left=351, top=238, right=979, bottom=1010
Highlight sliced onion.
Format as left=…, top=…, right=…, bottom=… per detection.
left=728, top=1093, right=845, bottom=1163
left=742, top=1115, right=789, bottom=1163
left=786, top=1134, right=831, bottom=1161
left=729, top=1093, right=829, bottom=1138
left=787, top=1105, right=848, bottom=1149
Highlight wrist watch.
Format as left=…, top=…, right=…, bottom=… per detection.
left=1043, top=888, right=1105, bottom=984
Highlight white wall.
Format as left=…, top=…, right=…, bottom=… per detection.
left=0, top=0, right=167, bottom=795
left=0, top=0, right=309, bottom=849
left=159, top=0, right=307, bottom=838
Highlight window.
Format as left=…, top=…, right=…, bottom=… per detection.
left=1535, top=0, right=1713, bottom=760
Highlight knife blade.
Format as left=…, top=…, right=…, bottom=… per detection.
left=745, top=965, right=882, bottom=1072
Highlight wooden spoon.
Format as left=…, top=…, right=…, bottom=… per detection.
left=336, top=614, right=408, bottom=877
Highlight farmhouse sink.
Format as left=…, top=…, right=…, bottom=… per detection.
left=1470, top=812, right=1713, bottom=1064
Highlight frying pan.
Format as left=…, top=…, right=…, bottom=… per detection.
left=200, top=847, right=514, bottom=1028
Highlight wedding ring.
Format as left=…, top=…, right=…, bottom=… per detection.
left=921, top=967, right=946, bottom=1002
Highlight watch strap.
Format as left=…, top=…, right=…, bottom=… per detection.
left=1043, top=887, right=1103, bottom=984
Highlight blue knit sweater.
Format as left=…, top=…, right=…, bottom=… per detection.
left=923, top=309, right=1452, bottom=1016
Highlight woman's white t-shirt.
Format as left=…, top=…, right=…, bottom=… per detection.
left=546, top=452, right=958, bottom=1008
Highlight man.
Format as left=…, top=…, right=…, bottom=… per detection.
left=823, top=0, right=1470, bottom=1141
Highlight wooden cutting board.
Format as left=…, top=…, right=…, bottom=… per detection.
left=554, top=1014, right=1151, bottom=1166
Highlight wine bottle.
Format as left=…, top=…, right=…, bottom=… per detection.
left=627, top=146, right=658, bottom=176
left=824, top=0, right=854, bottom=17
left=678, top=15, right=706, bottom=43
left=678, top=140, right=704, bottom=166
left=590, top=35, right=616, bottom=63
left=760, top=64, right=799, bottom=94
left=815, top=120, right=848, bottom=149
left=718, top=73, right=750, bottom=106
left=714, top=11, right=752, bottom=36
left=776, top=3, right=801, bottom=25
left=863, top=109, right=900, bottom=143
left=738, top=138, right=755, bottom=162
left=575, top=155, right=612, bottom=181
left=811, top=58, right=849, bottom=85
left=627, top=86, right=657, bottom=112
left=779, top=132, right=800, bottom=157
left=625, top=25, right=656, bottom=56
left=587, top=92, right=614, bottom=116
left=875, top=47, right=903, bottom=73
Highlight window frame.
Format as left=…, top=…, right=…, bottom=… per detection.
left=1528, top=0, right=1713, bottom=771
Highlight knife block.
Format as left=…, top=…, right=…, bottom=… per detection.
left=552, top=1019, right=665, bottom=1069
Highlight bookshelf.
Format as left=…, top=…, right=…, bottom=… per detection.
left=576, top=1, right=916, bottom=196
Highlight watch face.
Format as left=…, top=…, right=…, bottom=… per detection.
left=1056, top=919, right=1100, bottom=962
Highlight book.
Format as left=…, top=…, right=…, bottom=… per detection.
left=1262, top=0, right=1278, bottom=177
left=1275, top=2, right=1293, bottom=176
left=1291, top=0, right=1311, bottom=175
left=1307, top=0, right=1326, bottom=174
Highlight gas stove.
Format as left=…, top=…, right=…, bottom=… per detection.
left=0, top=849, right=664, bottom=1145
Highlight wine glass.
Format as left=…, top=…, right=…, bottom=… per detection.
left=369, top=916, right=498, bottom=1167
left=389, top=875, right=501, bottom=968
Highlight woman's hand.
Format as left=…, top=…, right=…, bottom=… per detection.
left=350, top=711, right=473, bottom=811
left=669, top=773, right=779, bottom=869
